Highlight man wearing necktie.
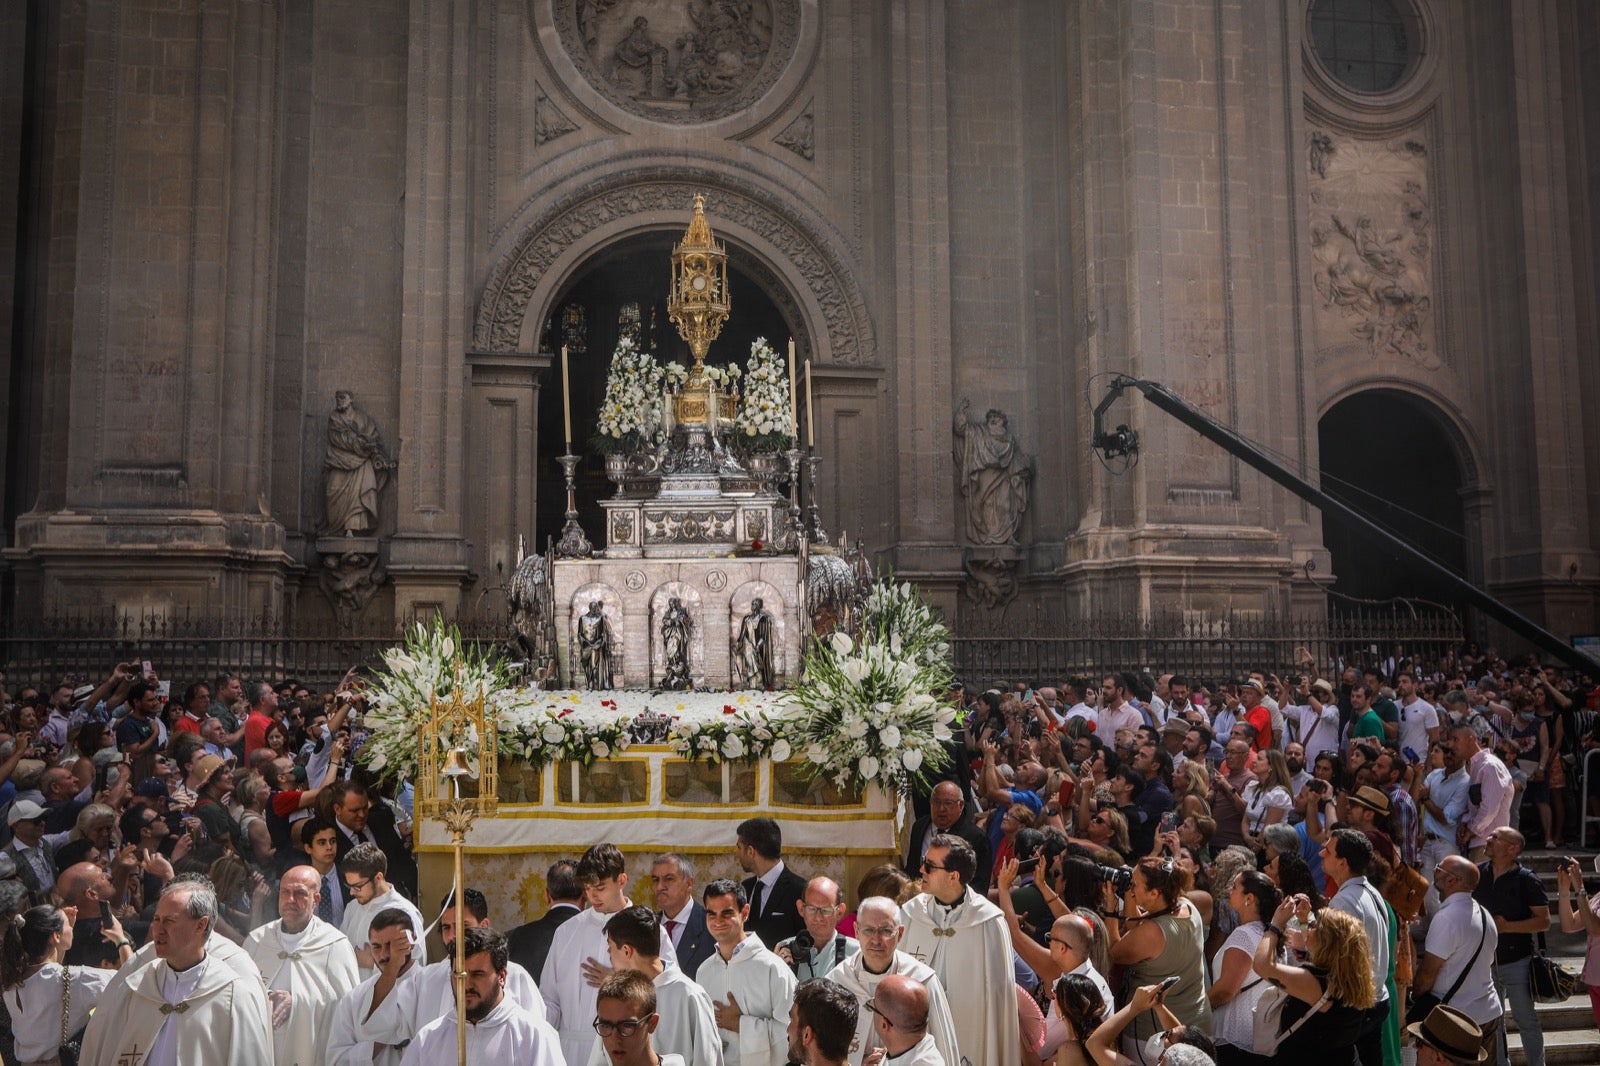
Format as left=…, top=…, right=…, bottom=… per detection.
left=651, top=852, right=714, bottom=978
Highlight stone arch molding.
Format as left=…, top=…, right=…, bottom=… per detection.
left=474, top=168, right=875, bottom=366
left=1317, top=381, right=1484, bottom=492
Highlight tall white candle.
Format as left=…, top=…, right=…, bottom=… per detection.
left=560, top=345, right=572, bottom=448
left=805, top=358, right=815, bottom=448
left=787, top=338, right=797, bottom=438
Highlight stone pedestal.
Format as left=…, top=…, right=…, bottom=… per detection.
left=552, top=557, right=803, bottom=689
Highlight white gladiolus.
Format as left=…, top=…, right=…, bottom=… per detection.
left=841, top=659, right=870, bottom=684
left=844, top=717, right=868, bottom=739
left=901, top=748, right=924, bottom=772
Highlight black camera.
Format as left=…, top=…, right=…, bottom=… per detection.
left=1092, top=863, right=1134, bottom=893
left=787, top=929, right=814, bottom=973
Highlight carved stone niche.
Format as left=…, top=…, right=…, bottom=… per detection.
left=316, top=537, right=387, bottom=632
left=555, top=0, right=800, bottom=124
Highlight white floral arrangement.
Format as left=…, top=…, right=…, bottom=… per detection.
left=358, top=620, right=516, bottom=783
left=668, top=703, right=793, bottom=763
left=662, top=361, right=690, bottom=387
left=733, top=337, right=794, bottom=450
left=516, top=700, right=636, bottom=765
left=592, top=337, right=665, bottom=455
left=781, top=576, right=957, bottom=801
left=702, top=363, right=741, bottom=387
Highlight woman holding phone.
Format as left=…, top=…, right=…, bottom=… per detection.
left=1, top=904, right=132, bottom=1064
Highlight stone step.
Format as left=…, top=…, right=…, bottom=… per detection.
left=1504, top=989, right=1593, bottom=1031
left=1509, top=1028, right=1595, bottom=1066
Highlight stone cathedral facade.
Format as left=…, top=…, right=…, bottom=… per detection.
left=1, top=0, right=1597, bottom=642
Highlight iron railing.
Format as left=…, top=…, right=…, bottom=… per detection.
left=2, top=610, right=1466, bottom=693
left=950, top=612, right=1466, bottom=688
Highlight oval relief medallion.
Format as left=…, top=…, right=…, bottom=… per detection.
left=554, top=0, right=800, bottom=124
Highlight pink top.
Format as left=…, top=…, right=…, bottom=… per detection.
left=1583, top=894, right=1600, bottom=986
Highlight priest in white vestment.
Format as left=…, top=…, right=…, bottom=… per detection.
left=694, top=880, right=797, bottom=1066
left=821, top=897, right=960, bottom=1066
left=897, top=837, right=1018, bottom=1066
left=399, top=926, right=565, bottom=1066
left=587, top=904, right=722, bottom=1066
left=867, top=975, right=946, bottom=1066
left=545, top=845, right=678, bottom=1066
left=328, top=909, right=427, bottom=1066
left=81, top=880, right=274, bottom=1066
left=340, top=841, right=428, bottom=980
left=363, top=886, right=545, bottom=1048
left=247, top=864, right=361, bottom=1066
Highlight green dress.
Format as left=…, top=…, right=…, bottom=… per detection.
left=1382, top=899, right=1401, bottom=1066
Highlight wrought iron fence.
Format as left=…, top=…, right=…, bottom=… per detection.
left=0, top=612, right=514, bottom=691
left=1, top=609, right=1466, bottom=694
left=950, top=612, right=1466, bottom=688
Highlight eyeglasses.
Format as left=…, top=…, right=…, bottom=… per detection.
left=1048, top=935, right=1074, bottom=949
left=344, top=875, right=375, bottom=894
left=919, top=860, right=947, bottom=873
left=800, top=903, right=839, bottom=918
left=592, top=1017, right=646, bottom=1038
left=862, top=1000, right=893, bottom=1027
left=857, top=925, right=899, bottom=941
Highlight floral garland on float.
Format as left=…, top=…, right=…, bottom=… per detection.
left=357, top=579, right=958, bottom=805
left=732, top=337, right=793, bottom=453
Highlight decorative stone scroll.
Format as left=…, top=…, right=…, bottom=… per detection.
left=1308, top=130, right=1437, bottom=369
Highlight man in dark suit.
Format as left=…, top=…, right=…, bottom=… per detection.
left=904, top=780, right=992, bottom=893
left=506, top=859, right=582, bottom=981
left=331, top=780, right=418, bottom=901
left=735, top=816, right=807, bottom=948
left=650, top=852, right=714, bottom=978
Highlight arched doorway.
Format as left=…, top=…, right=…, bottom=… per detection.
left=535, top=232, right=794, bottom=546
left=1316, top=390, right=1474, bottom=613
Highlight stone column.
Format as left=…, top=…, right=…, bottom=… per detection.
left=389, top=0, right=475, bottom=618
left=1060, top=0, right=1309, bottom=621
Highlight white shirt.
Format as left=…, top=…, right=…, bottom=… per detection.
left=1398, top=699, right=1440, bottom=758
left=1284, top=702, right=1341, bottom=754
left=1064, top=702, right=1095, bottom=722
left=1210, top=921, right=1270, bottom=1048
left=1038, top=958, right=1115, bottom=1059
left=8, top=962, right=110, bottom=1062
left=1422, top=892, right=1499, bottom=1026
left=663, top=900, right=693, bottom=948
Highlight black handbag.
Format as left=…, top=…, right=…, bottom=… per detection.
left=1529, top=932, right=1581, bottom=1003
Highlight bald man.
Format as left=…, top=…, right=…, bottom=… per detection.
left=821, top=897, right=960, bottom=1066
left=776, top=876, right=859, bottom=980
left=1037, top=914, right=1114, bottom=1060
left=246, top=864, right=361, bottom=1066
left=903, top=781, right=991, bottom=893
left=869, top=976, right=941, bottom=1065
left=1413, top=857, right=1500, bottom=1058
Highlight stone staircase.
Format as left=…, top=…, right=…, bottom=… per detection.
left=1502, top=850, right=1595, bottom=1065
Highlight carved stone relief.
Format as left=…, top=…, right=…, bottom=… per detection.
left=475, top=172, right=874, bottom=367
left=1308, top=130, right=1437, bottom=369
left=319, top=550, right=385, bottom=632
left=533, top=82, right=580, bottom=146
left=773, top=98, right=814, bottom=160
left=643, top=508, right=736, bottom=543
left=554, top=1, right=798, bottom=124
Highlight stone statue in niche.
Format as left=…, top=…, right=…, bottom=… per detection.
left=952, top=398, right=1032, bottom=546
left=323, top=390, right=395, bottom=536
left=659, top=596, right=694, bottom=691
left=576, top=600, right=617, bottom=690
left=732, top=597, right=775, bottom=690
left=508, top=552, right=558, bottom=687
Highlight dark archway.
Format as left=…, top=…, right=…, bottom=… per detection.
left=535, top=232, right=792, bottom=546
left=1316, top=390, right=1473, bottom=614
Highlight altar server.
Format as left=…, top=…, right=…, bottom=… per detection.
left=596, top=970, right=690, bottom=1066
left=81, top=880, right=274, bottom=1066
left=247, top=863, right=361, bottom=1066
left=898, top=834, right=1018, bottom=1066
left=341, top=841, right=427, bottom=980
left=365, top=887, right=546, bottom=1048
left=544, top=844, right=677, bottom=1066
left=822, top=896, right=960, bottom=1066
left=400, top=926, right=564, bottom=1066
left=694, top=878, right=798, bottom=1066
left=328, top=908, right=426, bottom=1066
left=593, top=905, right=722, bottom=1066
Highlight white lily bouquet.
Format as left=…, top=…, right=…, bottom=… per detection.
left=592, top=337, right=665, bottom=455
left=733, top=337, right=794, bottom=452
left=359, top=620, right=516, bottom=783
left=782, top=577, right=956, bottom=801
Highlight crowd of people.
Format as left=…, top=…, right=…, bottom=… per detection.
left=0, top=646, right=1594, bottom=1066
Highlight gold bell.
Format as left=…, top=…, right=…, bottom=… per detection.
left=440, top=747, right=476, bottom=780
